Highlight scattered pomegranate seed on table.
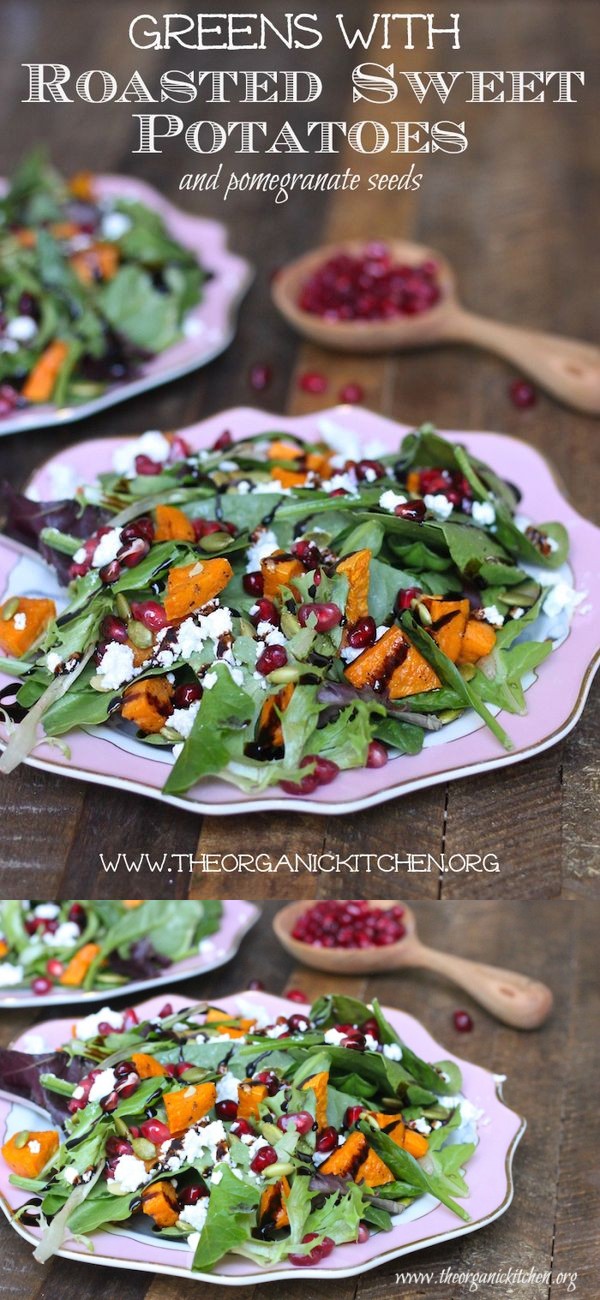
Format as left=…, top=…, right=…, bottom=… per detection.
left=453, top=1009, right=474, bottom=1032
left=286, top=987, right=309, bottom=1002
left=509, top=378, right=537, bottom=409
left=292, top=900, right=406, bottom=947
left=299, top=245, right=441, bottom=321
left=299, top=370, right=328, bottom=394
left=248, top=362, right=272, bottom=392
left=339, top=382, right=364, bottom=404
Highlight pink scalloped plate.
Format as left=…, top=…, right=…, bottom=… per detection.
left=0, top=175, right=252, bottom=437
left=1, top=406, right=599, bottom=815
left=0, top=900, right=258, bottom=1010
left=0, top=988, right=525, bottom=1284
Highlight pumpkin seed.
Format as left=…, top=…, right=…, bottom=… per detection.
left=198, top=531, right=231, bottom=553
left=459, top=663, right=476, bottom=682
left=90, top=674, right=107, bottom=692
left=415, top=601, right=432, bottom=627
left=160, top=725, right=183, bottom=742
left=438, top=709, right=462, bottom=724
left=1, top=596, right=19, bottom=621
left=179, top=1066, right=210, bottom=1083
left=281, top=610, right=301, bottom=638
left=14, top=1131, right=30, bottom=1149
left=264, top=1161, right=294, bottom=1179
left=115, top=593, right=131, bottom=620
left=131, top=1137, right=157, bottom=1161
left=267, top=666, right=300, bottom=684
left=189, top=562, right=204, bottom=577
left=114, top=1117, right=130, bottom=1137
left=127, top=619, right=153, bottom=649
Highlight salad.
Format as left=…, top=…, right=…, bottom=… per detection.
left=0, top=152, right=205, bottom=417
left=0, top=423, right=575, bottom=796
left=0, top=900, right=222, bottom=995
left=0, top=993, right=478, bottom=1271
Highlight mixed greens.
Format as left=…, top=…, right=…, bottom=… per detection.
left=0, top=422, right=577, bottom=796
left=0, top=152, right=205, bottom=415
left=0, top=901, right=221, bottom=994
left=0, top=993, right=479, bottom=1271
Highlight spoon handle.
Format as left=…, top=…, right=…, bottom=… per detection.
left=445, top=307, right=600, bottom=414
left=407, top=941, right=553, bottom=1029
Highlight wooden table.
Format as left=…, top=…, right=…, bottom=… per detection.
left=0, top=0, right=598, bottom=898
left=0, top=900, right=597, bottom=1299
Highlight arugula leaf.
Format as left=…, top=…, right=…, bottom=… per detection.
left=100, top=266, right=182, bottom=352
left=192, top=1166, right=260, bottom=1271
left=357, top=1117, right=472, bottom=1221
left=164, top=666, right=256, bottom=795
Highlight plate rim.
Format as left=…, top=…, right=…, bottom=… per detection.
left=0, top=988, right=526, bottom=1284
left=0, top=174, right=253, bottom=438
left=1, top=405, right=599, bottom=815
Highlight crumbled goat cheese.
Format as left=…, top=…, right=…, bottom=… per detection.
left=264, top=629, right=286, bottom=647
left=510, top=607, right=525, bottom=620
left=170, top=701, right=201, bottom=740
left=217, top=460, right=239, bottom=472
left=113, top=430, right=171, bottom=478
left=107, top=1154, right=150, bottom=1194
left=62, top=1166, right=79, bottom=1185
left=0, top=962, right=24, bottom=986
left=341, top=645, right=362, bottom=664
left=543, top=582, right=586, bottom=619
left=34, top=903, right=60, bottom=919
left=179, top=1198, right=209, bottom=1232
left=203, top=671, right=218, bottom=690
left=216, top=1071, right=240, bottom=1103
left=471, top=500, right=496, bottom=527
left=424, top=493, right=454, bottom=520
left=546, top=535, right=559, bottom=553
left=72, top=547, right=86, bottom=564
left=76, top=1007, right=123, bottom=1040
left=246, top=529, right=279, bottom=573
left=92, top=528, right=122, bottom=569
left=482, top=605, right=505, bottom=628
left=382, top=1042, right=403, bottom=1061
left=364, top=1034, right=380, bottom=1052
left=96, top=642, right=137, bottom=691
left=45, top=652, right=62, bottom=674
left=323, top=1027, right=348, bottom=1047
left=265, top=1024, right=289, bottom=1039
left=88, top=1068, right=117, bottom=1103
left=45, top=921, right=80, bottom=949
left=27, top=1139, right=41, bottom=1153
left=187, top=1232, right=201, bottom=1252
left=184, top=1120, right=227, bottom=1162
left=6, top=315, right=38, bottom=343
left=13, top=612, right=26, bottom=630
left=210, top=1165, right=225, bottom=1185
left=412, top=1117, right=432, bottom=1135
left=322, top=473, right=358, bottom=497
left=101, top=211, right=132, bottom=241
left=379, top=489, right=407, bottom=512
left=252, top=480, right=292, bottom=496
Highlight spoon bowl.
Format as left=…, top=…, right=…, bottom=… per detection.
left=273, top=900, right=553, bottom=1029
left=272, top=238, right=600, bottom=413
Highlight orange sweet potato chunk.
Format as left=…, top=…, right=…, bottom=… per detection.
left=0, top=597, right=56, bottom=657
left=164, top=558, right=233, bottom=622
left=131, top=1053, right=168, bottom=1080
left=423, top=597, right=470, bottom=663
left=154, top=505, right=196, bottom=543
left=2, top=1129, right=59, bottom=1178
left=237, top=1082, right=268, bottom=1121
left=141, top=1180, right=180, bottom=1227
left=164, top=1082, right=216, bottom=1136
left=261, top=551, right=303, bottom=601
left=388, top=643, right=441, bottom=698
left=336, top=548, right=371, bottom=626
left=259, top=1176, right=291, bottom=1229
left=320, top=1131, right=368, bottom=1178
left=270, top=466, right=309, bottom=488
left=457, top=617, right=497, bottom=664
left=257, top=683, right=294, bottom=749
left=121, top=677, right=174, bottom=734
left=344, top=626, right=441, bottom=699
left=70, top=242, right=119, bottom=284
left=59, top=942, right=101, bottom=987
left=301, top=1070, right=329, bottom=1131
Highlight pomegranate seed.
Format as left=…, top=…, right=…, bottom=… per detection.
left=193, top=518, right=222, bottom=540
left=106, top=1136, right=133, bottom=1158
left=68, top=903, right=85, bottom=925
left=115, top=1076, right=140, bottom=1100
left=231, top=1118, right=254, bottom=1137
left=361, top=1017, right=381, bottom=1039
left=298, top=602, right=341, bottom=633
left=356, top=1223, right=370, bottom=1244
left=168, top=435, right=191, bottom=461
left=25, top=918, right=42, bottom=934
left=509, top=379, right=537, bottom=409
left=315, top=1126, right=338, bottom=1153
left=299, top=247, right=440, bottom=322
left=46, top=959, right=64, bottom=979
left=99, top=559, right=121, bottom=584
left=286, top=988, right=309, bottom=1003
left=277, top=1110, right=313, bottom=1135
left=101, top=615, right=128, bottom=643
left=347, top=616, right=376, bottom=649
left=256, top=644, right=288, bottom=675
left=313, top=756, right=339, bottom=785
left=31, top=976, right=52, bottom=996
left=113, top=1061, right=133, bottom=1079
left=43, top=919, right=58, bottom=934
left=395, top=499, right=426, bottom=521
left=453, top=1010, right=474, bottom=1033
left=122, top=1007, right=139, bottom=1028
left=249, top=362, right=272, bottom=392
left=130, top=600, right=167, bottom=632
left=292, top=538, right=322, bottom=569
left=212, top=429, right=233, bottom=451
left=248, top=978, right=264, bottom=990
left=117, top=537, right=150, bottom=569
left=341, top=1033, right=365, bottom=1051
left=287, top=1013, right=310, bottom=1033
left=366, top=740, right=388, bottom=769
left=249, top=598, right=279, bottom=628
left=243, top=571, right=264, bottom=596
left=289, top=1234, right=335, bottom=1266
left=173, top=682, right=202, bottom=708
left=121, top=517, right=155, bottom=545
left=250, top=1144, right=278, bottom=1173
left=356, top=459, right=385, bottom=482
left=329, top=487, right=348, bottom=497
left=158, top=1003, right=173, bottom=1017
left=215, top=1100, right=238, bottom=1121
left=140, top=1119, right=171, bottom=1144
left=280, top=755, right=320, bottom=796
left=179, top=1182, right=208, bottom=1205
left=345, top=1105, right=366, bottom=1127
left=100, top=1091, right=120, bottom=1112
left=299, top=370, right=328, bottom=395
left=253, top=1070, right=280, bottom=1096
left=396, top=586, right=421, bottom=612
left=97, top=1021, right=119, bottom=1037
left=339, top=382, right=364, bottom=404
left=291, top=899, right=406, bottom=948
left=134, top=454, right=163, bottom=476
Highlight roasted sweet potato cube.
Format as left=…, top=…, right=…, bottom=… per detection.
left=163, top=1082, right=216, bottom=1136
left=259, top=1176, right=290, bottom=1229
left=237, top=1082, right=267, bottom=1121
left=457, top=617, right=497, bottom=664
left=320, top=1131, right=368, bottom=1178
left=164, top=558, right=233, bottom=622
left=2, top=1129, right=59, bottom=1179
left=121, top=677, right=174, bottom=734
left=141, top=1180, right=179, bottom=1226
left=0, top=597, right=56, bottom=658
left=301, top=1070, right=329, bottom=1130
left=423, top=597, right=470, bottom=663
left=154, top=505, right=196, bottom=543
left=336, top=548, right=371, bottom=626
left=261, top=551, right=303, bottom=601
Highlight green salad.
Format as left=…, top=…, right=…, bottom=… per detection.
left=0, top=152, right=205, bottom=417
left=0, top=994, right=479, bottom=1270
left=0, top=423, right=576, bottom=796
left=0, top=900, right=221, bottom=994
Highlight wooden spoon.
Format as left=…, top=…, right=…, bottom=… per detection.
left=272, top=238, right=600, bottom=415
left=273, top=901, right=553, bottom=1029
